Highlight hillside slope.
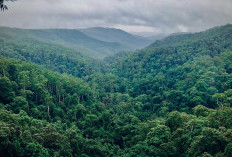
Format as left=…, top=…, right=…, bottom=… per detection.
left=0, top=31, right=104, bottom=78
left=0, top=27, right=129, bottom=58
left=148, top=24, right=232, bottom=48
left=1, top=57, right=232, bottom=157
left=108, top=24, right=232, bottom=113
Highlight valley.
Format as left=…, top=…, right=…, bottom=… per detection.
left=0, top=24, right=232, bottom=156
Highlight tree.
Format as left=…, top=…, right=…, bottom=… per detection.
left=0, top=0, right=16, bottom=11
left=24, top=143, right=49, bottom=157
left=11, top=96, right=29, bottom=113
left=193, top=105, right=212, bottom=117
left=146, top=125, right=171, bottom=146
left=0, top=76, right=16, bottom=104
left=166, top=111, right=184, bottom=131
left=188, top=127, right=227, bottom=156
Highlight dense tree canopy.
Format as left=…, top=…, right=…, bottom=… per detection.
left=0, top=24, right=232, bottom=156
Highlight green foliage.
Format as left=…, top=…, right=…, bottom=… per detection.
left=0, top=57, right=95, bottom=122
left=0, top=27, right=129, bottom=59
left=0, top=24, right=232, bottom=156
left=193, top=105, right=212, bottom=117
left=108, top=24, right=232, bottom=113
left=0, top=35, right=104, bottom=78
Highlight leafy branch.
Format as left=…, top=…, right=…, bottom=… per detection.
left=0, top=0, right=17, bottom=11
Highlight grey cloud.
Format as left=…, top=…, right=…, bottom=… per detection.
left=0, top=0, right=232, bottom=35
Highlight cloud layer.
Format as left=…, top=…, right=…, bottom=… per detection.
left=1, top=0, right=232, bottom=35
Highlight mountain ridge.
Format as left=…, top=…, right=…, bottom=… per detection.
left=80, top=27, right=154, bottom=49
left=148, top=24, right=232, bottom=48
left=0, top=27, right=129, bottom=58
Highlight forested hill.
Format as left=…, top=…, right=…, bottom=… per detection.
left=1, top=55, right=232, bottom=157
left=0, top=30, right=105, bottom=78
left=108, top=24, right=232, bottom=112
left=0, top=27, right=129, bottom=58
left=80, top=27, right=153, bottom=49
left=148, top=24, right=232, bottom=48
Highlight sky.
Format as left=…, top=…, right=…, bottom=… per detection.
left=1, top=0, right=232, bottom=36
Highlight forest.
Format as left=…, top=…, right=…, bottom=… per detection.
left=0, top=24, right=232, bottom=156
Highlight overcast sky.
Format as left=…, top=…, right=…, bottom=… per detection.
left=1, top=0, right=232, bottom=36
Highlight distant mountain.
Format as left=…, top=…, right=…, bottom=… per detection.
left=80, top=27, right=154, bottom=49
left=0, top=27, right=106, bottom=78
left=0, top=27, right=129, bottom=58
left=130, top=32, right=166, bottom=41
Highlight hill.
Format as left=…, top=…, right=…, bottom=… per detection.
left=108, top=24, right=232, bottom=112
left=0, top=27, right=129, bottom=58
left=80, top=27, right=153, bottom=49
left=148, top=24, right=232, bottom=48
left=0, top=29, right=104, bottom=78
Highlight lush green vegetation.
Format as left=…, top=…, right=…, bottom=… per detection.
left=0, top=27, right=129, bottom=58
left=103, top=51, right=133, bottom=64
left=108, top=24, right=232, bottom=113
left=0, top=24, right=232, bottom=156
left=0, top=33, right=105, bottom=78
